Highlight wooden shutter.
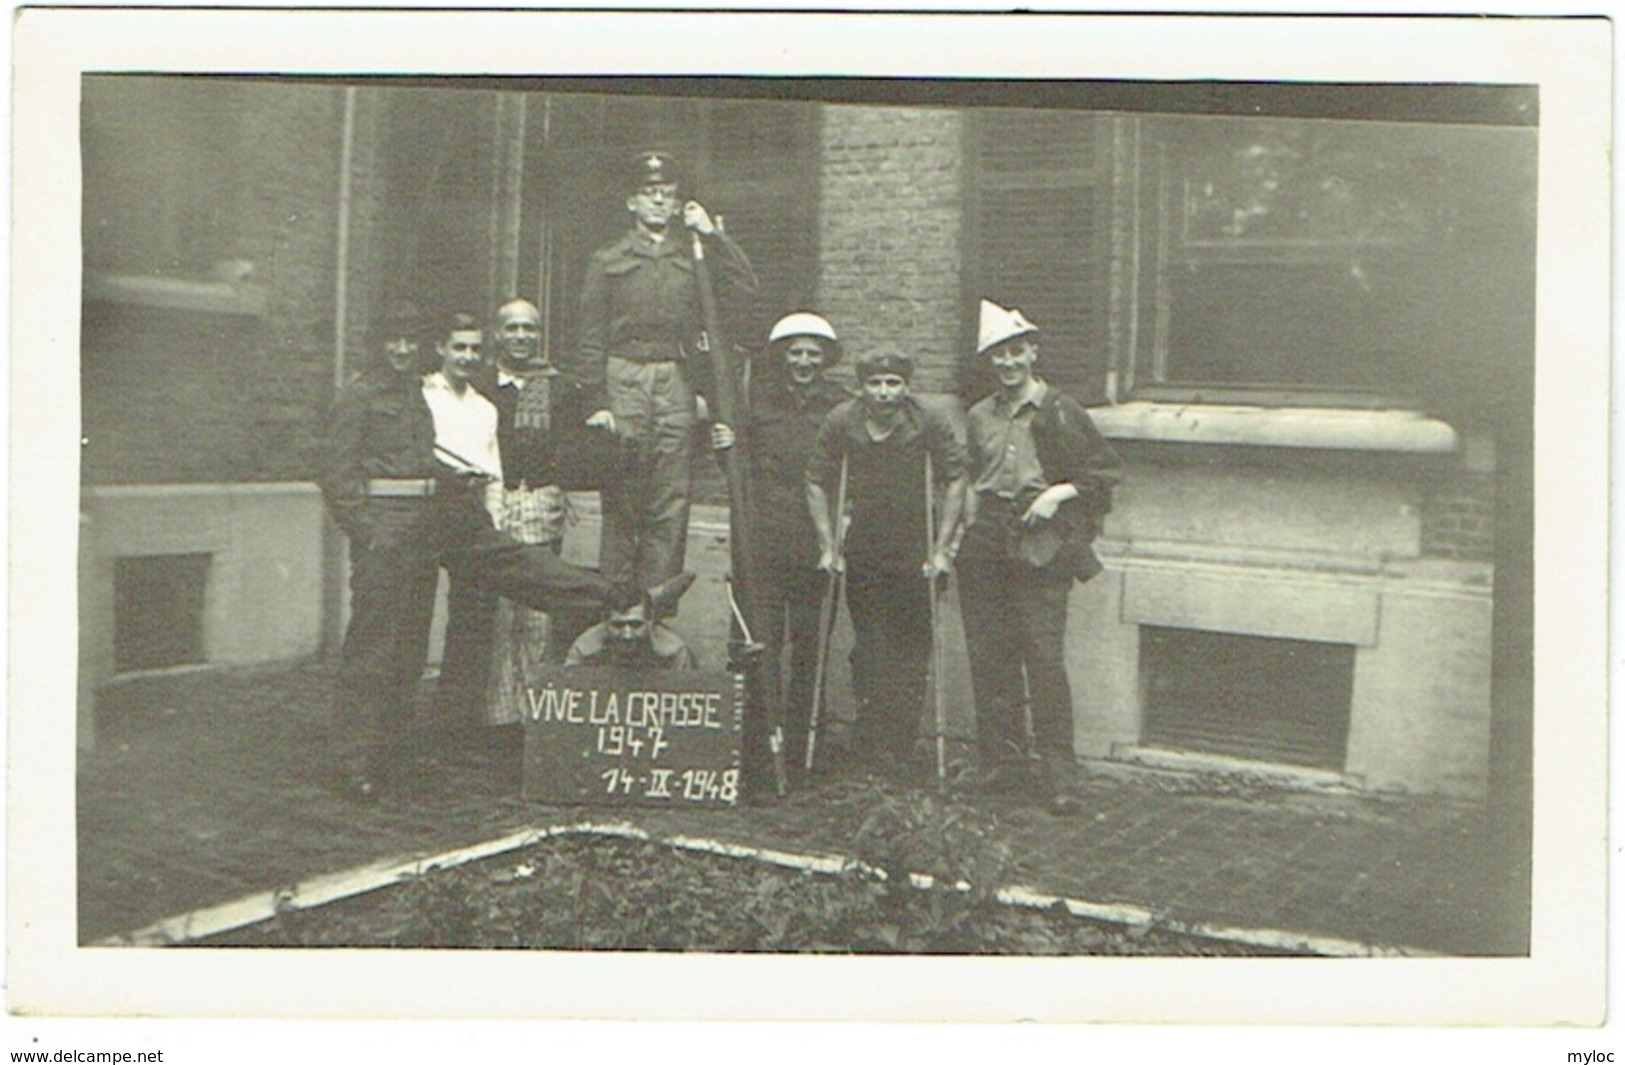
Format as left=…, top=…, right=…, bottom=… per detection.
left=697, top=99, right=821, bottom=347
left=963, top=109, right=1110, bottom=402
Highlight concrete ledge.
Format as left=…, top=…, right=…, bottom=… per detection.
left=1090, top=401, right=1458, bottom=453
left=84, top=272, right=267, bottom=317
left=84, top=481, right=319, bottom=500
left=1123, top=568, right=1380, bottom=646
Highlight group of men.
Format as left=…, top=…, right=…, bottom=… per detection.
left=321, top=150, right=1122, bottom=817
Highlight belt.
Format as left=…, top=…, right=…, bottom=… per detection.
left=366, top=478, right=436, bottom=498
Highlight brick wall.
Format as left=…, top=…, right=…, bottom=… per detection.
left=1421, top=472, right=1497, bottom=561
left=228, top=83, right=350, bottom=482
left=82, top=80, right=356, bottom=486
left=816, top=106, right=964, bottom=395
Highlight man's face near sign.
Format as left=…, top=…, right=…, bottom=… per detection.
left=605, top=601, right=653, bottom=661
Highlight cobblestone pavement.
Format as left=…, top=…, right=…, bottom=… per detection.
left=78, top=661, right=1524, bottom=953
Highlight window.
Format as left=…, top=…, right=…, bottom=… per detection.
left=82, top=76, right=242, bottom=280
left=1140, top=625, right=1355, bottom=771
left=1130, top=115, right=1538, bottom=409
left=114, top=553, right=211, bottom=672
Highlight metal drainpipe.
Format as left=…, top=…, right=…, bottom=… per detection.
left=537, top=94, right=553, bottom=357
left=322, top=85, right=360, bottom=656
left=334, top=86, right=358, bottom=388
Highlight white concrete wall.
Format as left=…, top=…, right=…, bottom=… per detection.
left=1070, top=462, right=1495, bottom=800
left=79, top=483, right=329, bottom=746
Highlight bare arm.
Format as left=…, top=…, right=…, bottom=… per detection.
left=806, top=480, right=841, bottom=573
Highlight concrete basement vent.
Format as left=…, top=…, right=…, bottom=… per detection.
left=113, top=552, right=211, bottom=673
left=1138, top=625, right=1354, bottom=771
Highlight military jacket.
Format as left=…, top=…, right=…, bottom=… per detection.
left=320, top=369, right=438, bottom=542
left=568, top=226, right=757, bottom=412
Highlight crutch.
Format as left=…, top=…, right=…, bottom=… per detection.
left=924, top=451, right=949, bottom=793
left=805, top=453, right=849, bottom=773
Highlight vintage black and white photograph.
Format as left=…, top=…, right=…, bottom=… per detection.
left=8, top=7, right=1610, bottom=1034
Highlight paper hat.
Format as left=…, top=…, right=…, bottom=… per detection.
left=976, top=299, right=1039, bottom=355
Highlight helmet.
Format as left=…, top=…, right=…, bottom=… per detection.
left=976, top=298, right=1040, bottom=355
left=764, top=312, right=842, bottom=366
left=768, top=312, right=838, bottom=345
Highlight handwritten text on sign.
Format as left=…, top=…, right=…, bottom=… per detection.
left=521, top=667, right=743, bottom=808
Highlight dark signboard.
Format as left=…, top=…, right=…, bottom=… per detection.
left=521, top=667, right=744, bottom=808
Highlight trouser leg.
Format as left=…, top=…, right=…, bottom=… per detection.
left=1021, top=572, right=1076, bottom=764
left=780, top=566, right=826, bottom=772
left=737, top=574, right=784, bottom=795
left=437, top=577, right=497, bottom=730
left=846, top=566, right=928, bottom=771
left=959, top=559, right=1031, bottom=766
left=434, top=489, right=609, bottom=615
left=888, top=573, right=932, bottom=766
left=638, top=416, right=692, bottom=590
left=333, top=504, right=436, bottom=782
left=844, top=568, right=885, bottom=762
left=598, top=463, right=642, bottom=588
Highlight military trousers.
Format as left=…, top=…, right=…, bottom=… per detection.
left=738, top=559, right=827, bottom=788
left=598, top=356, right=694, bottom=590
left=333, top=481, right=609, bottom=780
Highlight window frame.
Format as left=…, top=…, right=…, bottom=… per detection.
left=1126, top=114, right=1428, bottom=411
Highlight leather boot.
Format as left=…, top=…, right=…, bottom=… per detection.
left=1041, top=756, right=1081, bottom=817
left=647, top=570, right=697, bottom=620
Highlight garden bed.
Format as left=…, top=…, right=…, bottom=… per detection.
left=206, top=835, right=1284, bottom=954
left=199, top=786, right=1297, bottom=955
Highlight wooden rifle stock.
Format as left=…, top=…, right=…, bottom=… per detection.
left=692, top=231, right=786, bottom=798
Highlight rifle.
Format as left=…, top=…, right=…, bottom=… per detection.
left=925, top=450, right=948, bottom=793
left=692, top=228, right=786, bottom=798
left=805, top=452, right=849, bottom=773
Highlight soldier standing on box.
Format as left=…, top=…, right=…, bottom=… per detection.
left=565, top=150, right=759, bottom=591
